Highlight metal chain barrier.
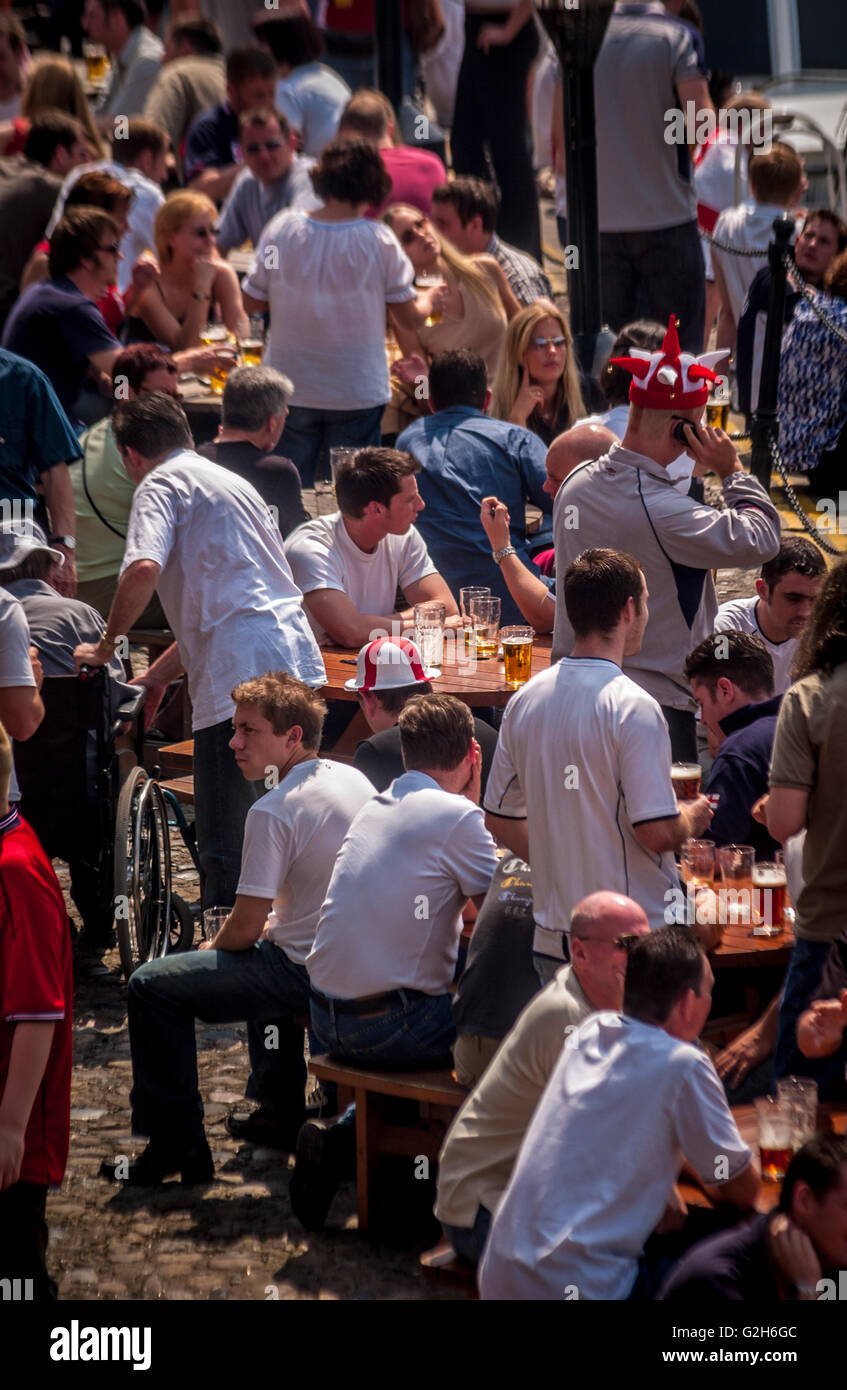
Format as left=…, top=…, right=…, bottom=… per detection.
left=698, top=225, right=768, bottom=256
left=767, top=433, right=841, bottom=556
left=783, top=252, right=847, bottom=346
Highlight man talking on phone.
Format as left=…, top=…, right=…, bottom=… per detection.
left=551, top=315, right=780, bottom=760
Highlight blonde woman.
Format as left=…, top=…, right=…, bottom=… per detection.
left=123, top=191, right=247, bottom=350
left=1, top=55, right=104, bottom=156
left=384, top=202, right=518, bottom=382
left=490, top=300, right=603, bottom=447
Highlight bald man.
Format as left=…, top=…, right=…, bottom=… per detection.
left=480, top=422, right=619, bottom=633
left=435, top=891, right=650, bottom=1265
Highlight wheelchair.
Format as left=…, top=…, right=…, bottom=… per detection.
left=15, top=667, right=196, bottom=980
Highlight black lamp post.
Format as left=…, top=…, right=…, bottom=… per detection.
left=749, top=214, right=795, bottom=491
left=374, top=0, right=404, bottom=114
left=535, top=0, right=614, bottom=375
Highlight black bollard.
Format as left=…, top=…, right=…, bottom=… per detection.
left=750, top=213, right=796, bottom=490
left=536, top=0, right=614, bottom=377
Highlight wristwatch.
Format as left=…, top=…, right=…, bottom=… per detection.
left=492, top=545, right=517, bottom=563
left=49, top=534, right=76, bottom=550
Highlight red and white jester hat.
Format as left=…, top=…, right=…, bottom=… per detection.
left=610, top=315, right=729, bottom=410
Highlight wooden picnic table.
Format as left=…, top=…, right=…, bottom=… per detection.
left=682, top=1104, right=847, bottom=1212
left=320, top=634, right=553, bottom=709
left=711, top=916, right=794, bottom=972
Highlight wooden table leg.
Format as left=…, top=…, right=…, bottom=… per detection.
left=354, top=1086, right=380, bottom=1235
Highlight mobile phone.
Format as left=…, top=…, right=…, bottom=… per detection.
left=671, top=418, right=699, bottom=444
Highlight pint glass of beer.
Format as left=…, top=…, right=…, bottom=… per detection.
left=706, top=374, right=731, bottom=430
left=83, top=41, right=109, bottom=84
left=471, top=596, right=500, bottom=658
left=500, top=626, right=534, bottom=688
left=210, top=352, right=236, bottom=395
left=752, top=860, right=788, bottom=936
left=671, top=762, right=702, bottom=800
left=415, top=274, right=445, bottom=326
left=716, top=844, right=755, bottom=925
left=755, top=1096, right=794, bottom=1182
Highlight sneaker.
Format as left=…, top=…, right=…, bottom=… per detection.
left=225, top=1107, right=302, bottom=1151
left=289, top=1119, right=355, bottom=1231
left=99, top=1137, right=214, bottom=1186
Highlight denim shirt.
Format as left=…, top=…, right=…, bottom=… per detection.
left=396, top=406, right=552, bottom=624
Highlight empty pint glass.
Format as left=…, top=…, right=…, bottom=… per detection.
left=500, top=626, right=533, bottom=688
left=413, top=601, right=445, bottom=667
left=671, top=762, right=702, bottom=800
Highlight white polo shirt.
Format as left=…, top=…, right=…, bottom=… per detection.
left=478, top=1012, right=753, bottom=1301
left=284, top=511, right=437, bottom=645
left=235, top=759, right=374, bottom=965
left=121, top=450, right=325, bottom=730
left=306, top=770, right=498, bottom=998
left=483, top=657, right=680, bottom=945
left=714, top=595, right=797, bottom=696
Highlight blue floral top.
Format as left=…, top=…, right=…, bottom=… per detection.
left=777, top=293, right=847, bottom=470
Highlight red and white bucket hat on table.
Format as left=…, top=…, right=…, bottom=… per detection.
left=345, top=635, right=440, bottom=692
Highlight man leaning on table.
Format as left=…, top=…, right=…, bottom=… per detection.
left=284, top=447, right=458, bottom=650
left=73, top=392, right=325, bottom=910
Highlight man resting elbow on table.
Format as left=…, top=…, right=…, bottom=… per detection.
left=284, top=446, right=458, bottom=651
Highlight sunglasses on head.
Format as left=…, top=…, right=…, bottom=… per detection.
left=244, top=140, right=283, bottom=154
left=530, top=335, right=567, bottom=351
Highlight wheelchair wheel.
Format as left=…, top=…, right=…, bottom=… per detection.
left=168, top=893, right=196, bottom=953
left=114, top=766, right=172, bottom=980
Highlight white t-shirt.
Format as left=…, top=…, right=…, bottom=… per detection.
left=45, top=160, right=164, bottom=295
left=436, top=964, right=592, bottom=1229
left=121, top=450, right=325, bottom=730
left=284, top=511, right=437, bottom=645
left=236, top=758, right=374, bottom=964
left=307, top=770, right=497, bottom=998
left=483, top=658, right=680, bottom=946
left=711, top=201, right=795, bottom=318
left=478, top=1012, right=753, bottom=1301
left=0, top=587, right=37, bottom=803
left=275, top=62, right=350, bottom=157
left=242, top=211, right=416, bottom=411
left=714, top=594, right=797, bottom=696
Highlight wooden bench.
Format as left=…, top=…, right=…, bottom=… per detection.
left=309, top=1056, right=467, bottom=1234
left=159, top=775, right=194, bottom=805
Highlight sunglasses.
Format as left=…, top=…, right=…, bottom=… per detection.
left=97, top=242, right=121, bottom=254
left=244, top=140, right=284, bottom=154
left=399, top=218, right=429, bottom=247
left=192, top=226, right=214, bottom=238
left=530, top=335, right=567, bottom=351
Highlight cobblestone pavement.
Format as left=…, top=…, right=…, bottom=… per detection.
left=50, top=556, right=766, bottom=1302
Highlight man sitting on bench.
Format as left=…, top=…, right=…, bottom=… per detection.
left=101, top=672, right=374, bottom=1185
left=291, top=693, right=498, bottom=1229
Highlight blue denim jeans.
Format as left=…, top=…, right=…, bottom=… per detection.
left=128, top=940, right=311, bottom=1147
left=774, top=937, right=831, bottom=1081
left=193, top=717, right=263, bottom=911
left=442, top=1205, right=492, bottom=1267
left=278, top=403, right=385, bottom=488
left=309, top=990, right=456, bottom=1069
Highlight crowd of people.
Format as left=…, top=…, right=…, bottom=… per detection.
left=1, top=0, right=847, bottom=1307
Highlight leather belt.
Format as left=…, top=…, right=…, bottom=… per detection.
left=310, top=986, right=427, bottom=1016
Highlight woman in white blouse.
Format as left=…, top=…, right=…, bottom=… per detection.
left=242, top=138, right=442, bottom=488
